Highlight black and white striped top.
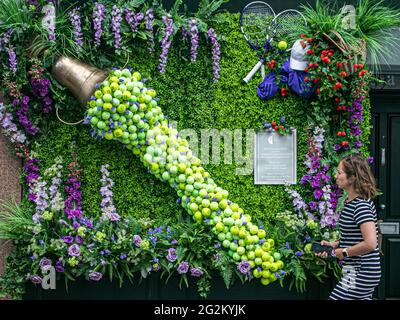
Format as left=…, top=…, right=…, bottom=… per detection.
left=338, top=197, right=380, bottom=266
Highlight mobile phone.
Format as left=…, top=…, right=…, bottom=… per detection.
left=311, top=242, right=333, bottom=254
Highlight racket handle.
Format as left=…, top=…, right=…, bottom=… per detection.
left=243, top=61, right=263, bottom=83
left=261, top=64, right=266, bottom=80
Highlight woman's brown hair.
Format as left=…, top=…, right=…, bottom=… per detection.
left=340, top=154, right=377, bottom=199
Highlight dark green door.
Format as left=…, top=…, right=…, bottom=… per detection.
left=370, top=94, right=400, bottom=299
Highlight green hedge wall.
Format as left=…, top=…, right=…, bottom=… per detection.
left=31, top=13, right=371, bottom=225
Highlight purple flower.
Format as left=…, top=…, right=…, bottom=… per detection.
left=133, top=235, right=142, bottom=247
left=68, top=244, right=80, bottom=257
left=125, top=9, right=144, bottom=34
left=295, top=251, right=303, bottom=257
left=144, top=9, right=155, bottom=53
left=69, top=7, right=83, bottom=47
left=208, top=28, right=221, bottom=82
left=237, top=260, right=251, bottom=274
left=89, top=271, right=103, bottom=281
left=308, top=201, right=317, bottom=211
left=39, top=258, right=52, bottom=271
left=14, top=97, right=39, bottom=135
left=31, top=275, right=42, bottom=284
left=61, top=236, right=74, bottom=244
left=55, top=260, right=64, bottom=273
left=6, top=46, right=17, bottom=73
left=177, top=261, right=189, bottom=274
left=93, top=3, right=106, bottom=46
left=313, top=189, right=323, bottom=200
left=170, top=239, right=178, bottom=245
left=367, top=156, right=374, bottom=164
left=111, top=5, right=122, bottom=49
left=188, top=19, right=198, bottom=62
left=190, top=267, right=204, bottom=277
left=158, top=16, right=174, bottom=74
left=166, top=248, right=177, bottom=262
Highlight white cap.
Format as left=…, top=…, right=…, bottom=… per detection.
left=290, top=39, right=310, bottom=71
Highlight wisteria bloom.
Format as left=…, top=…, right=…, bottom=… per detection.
left=158, top=16, right=174, bottom=74
left=208, top=28, right=221, bottom=82
left=177, top=261, right=189, bottom=274
left=144, top=9, right=155, bottom=53
left=69, top=7, right=83, bottom=47
left=99, top=164, right=120, bottom=221
left=190, top=267, right=204, bottom=277
left=188, top=19, right=198, bottom=62
left=93, top=2, right=106, bottom=47
left=125, top=8, right=144, bottom=34
left=111, top=5, right=122, bottom=49
left=237, top=260, right=251, bottom=274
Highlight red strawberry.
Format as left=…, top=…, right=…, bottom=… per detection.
left=304, top=77, right=309, bottom=82
left=271, top=121, right=276, bottom=127
left=340, top=71, right=347, bottom=77
left=304, top=67, right=309, bottom=72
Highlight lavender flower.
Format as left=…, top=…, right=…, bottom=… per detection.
left=43, top=4, right=56, bottom=42
left=177, top=261, right=189, bottom=274
left=237, top=260, right=251, bottom=274
left=68, top=244, right=81, bottom=257
left=144, top=9, right=155, bottom=53
left=208, top=28, right=221, bottom=82
left=89, top=271, right=103, bottom=281
left=158, top=16, right=174, bottom=74
left=64, top=162, right=82, bottom=220
left=166, top=248, right=177, bottom=262
left=93, top=3, right=106, bottom=47
left=188, top=19, right=198, bottom=62
left=190, top=267, right=204, bottom=277
left=69, top=7, right=83, bottom=47
left=99, top=164, right=120, bottom=222
left=111, top=5, right=122, bottom=49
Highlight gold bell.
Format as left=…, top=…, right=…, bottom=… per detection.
left=52, top=56, right=109, bottom=106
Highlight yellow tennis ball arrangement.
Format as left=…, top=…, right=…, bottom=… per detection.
left=85, top=68, right=285, bottom=285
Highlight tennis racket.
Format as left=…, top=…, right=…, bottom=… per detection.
left=271, top=9, right=307, bottom=51
left=240, top=1, right=276, bottom=83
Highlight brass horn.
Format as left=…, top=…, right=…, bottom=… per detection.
left=52, top=56, right=109, bottom=107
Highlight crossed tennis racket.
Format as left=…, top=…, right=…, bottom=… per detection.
left=240, top=1, right=307, bottom=83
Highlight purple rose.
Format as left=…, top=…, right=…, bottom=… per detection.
left=190, top=267, right=204, bottom=277
left=88, top=271, right=103, bottom=281
left=61, top=236, right=74, bottom=244
left=133, top=235, right=142, bottom=247
left=177, top=261, right=189, bottom=274
left=68, top=244, right=81, bottom=257
left=31, top=275, right=42, bottom=284
left=237, top=261, right=251, bottom=274
left=55, top=260, right=64, bottom=273
left=166, top=248, right=177, bottom=262
left=75, top=235, right=84, bottom=244
left=39, top=257, right=52, bottom=271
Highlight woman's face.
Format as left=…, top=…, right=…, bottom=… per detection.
left=335, top=161, right=353, bottom=190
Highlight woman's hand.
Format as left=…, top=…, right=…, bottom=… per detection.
left=314, top=240, right=334, bottom=259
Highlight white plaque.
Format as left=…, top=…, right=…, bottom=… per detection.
left=254, top=130, right=297, bottom=185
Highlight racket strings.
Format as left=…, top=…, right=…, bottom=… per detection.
left=242, top=6, right=275, bottom=48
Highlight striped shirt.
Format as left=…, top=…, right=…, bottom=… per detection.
left=329, top=197, right=381, bottom=300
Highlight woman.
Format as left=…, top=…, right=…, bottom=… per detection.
left=316, top=154, right=381, bottom=300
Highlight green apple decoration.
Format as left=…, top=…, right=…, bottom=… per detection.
left=84, top=68, right=286, bottom=286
